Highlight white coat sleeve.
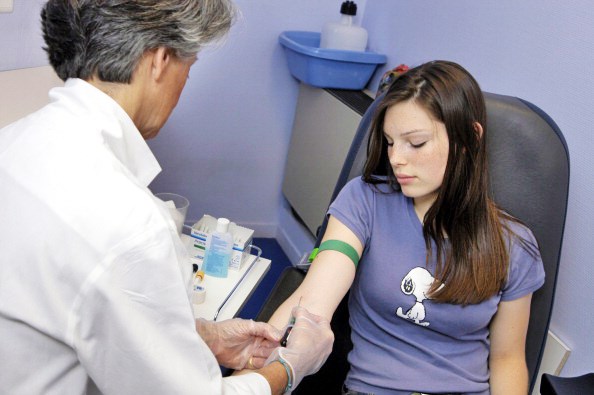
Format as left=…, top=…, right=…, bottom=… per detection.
left=68, top=226, right=270, bottom=395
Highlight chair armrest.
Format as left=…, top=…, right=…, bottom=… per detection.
left=540, top=372, right=594, bottom=394
left=255, top=267, right=306, bottom=322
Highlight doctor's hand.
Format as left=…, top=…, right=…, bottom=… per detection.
left=195, top=318, right=281, bottom=370
left=265, top=306, right=334, bottom=390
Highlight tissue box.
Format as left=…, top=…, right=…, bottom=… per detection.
left=189, top=215, right=254, bottom=271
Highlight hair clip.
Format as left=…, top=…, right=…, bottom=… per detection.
left=377, top=63, right=410, bottom=97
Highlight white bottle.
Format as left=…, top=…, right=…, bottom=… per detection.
left=202, top=218, right=233, bottom=278
left=320, top=1, right=368, bottom=52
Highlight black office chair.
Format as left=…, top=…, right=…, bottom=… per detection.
left=258, top=91, right=570, bottom=394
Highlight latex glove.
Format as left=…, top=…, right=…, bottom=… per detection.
left=265, top=306, right=334, bottom=390
left=195, top=318, right=281, bottom=370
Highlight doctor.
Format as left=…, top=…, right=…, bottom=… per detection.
left=0, top=1, right=332, bottom=394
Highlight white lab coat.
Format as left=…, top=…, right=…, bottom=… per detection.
left=0, top=79, right=269, bottom=394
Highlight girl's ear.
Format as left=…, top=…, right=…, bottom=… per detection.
left=473, top=122, right=484, bottom=140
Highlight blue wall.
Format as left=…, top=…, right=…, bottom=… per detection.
left=0, top=1, right=46, bottom=69
left=1, top=0, right=590, bottom=378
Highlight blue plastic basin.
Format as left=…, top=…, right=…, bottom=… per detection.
left=279, top=31, right=387, bottom=90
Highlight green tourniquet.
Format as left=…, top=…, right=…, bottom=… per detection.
left=310, top=239, right=359, bottom=268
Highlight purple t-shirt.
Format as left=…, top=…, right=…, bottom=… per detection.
left=327, top=178, right=545, bottom=395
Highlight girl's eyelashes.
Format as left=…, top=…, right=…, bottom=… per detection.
left=384, top=131, right=429, bottom=149
left=384, top=140, right=426, bottom=148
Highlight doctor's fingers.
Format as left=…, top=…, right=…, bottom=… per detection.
left=251, top=340, right=278, bottom=358
left=247, top=320, right=283, bottom=342
left=249, top=355, right=268, bottom=369
left=254, top=337, right=280, bottom=348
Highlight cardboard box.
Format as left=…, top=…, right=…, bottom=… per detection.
left=190, top=215, right=254, bottom=270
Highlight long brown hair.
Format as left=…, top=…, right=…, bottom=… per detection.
left=364, top=60, right=512, bottom=305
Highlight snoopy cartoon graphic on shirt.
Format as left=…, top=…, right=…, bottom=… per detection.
left=396, top=267, right=443, bottom=327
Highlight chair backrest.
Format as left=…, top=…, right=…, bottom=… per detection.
left=483, top=93, right=569, bottom=392
left=308, top=91, right=569, bottom=393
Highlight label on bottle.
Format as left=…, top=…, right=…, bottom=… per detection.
left=203, top=233, right=232, bottom=278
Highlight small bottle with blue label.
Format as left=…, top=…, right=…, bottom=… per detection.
left=202, top=218, right=233, bottom=278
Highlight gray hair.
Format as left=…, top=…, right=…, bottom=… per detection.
left=41, top=0, right=237, bottom=83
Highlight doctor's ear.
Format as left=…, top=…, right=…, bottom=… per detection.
left=149, top=47, right=173, bottom=81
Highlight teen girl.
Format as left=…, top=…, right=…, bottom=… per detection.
left=268, top=60, right=544, bottom=395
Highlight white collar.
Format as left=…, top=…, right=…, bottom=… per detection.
left=49, top=78, right=162, bottom=186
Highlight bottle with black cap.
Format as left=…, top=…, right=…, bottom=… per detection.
left=320, top=1, right=368, bottom=51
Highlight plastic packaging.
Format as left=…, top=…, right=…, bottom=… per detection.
left=190, top=215, right=254, bottom=270
left=320, top=1, right=368, bottom=52
left=202, top=218, right=233, bottom=278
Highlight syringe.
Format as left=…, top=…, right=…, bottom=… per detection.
left=280, top=296, right=302, bottom=347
